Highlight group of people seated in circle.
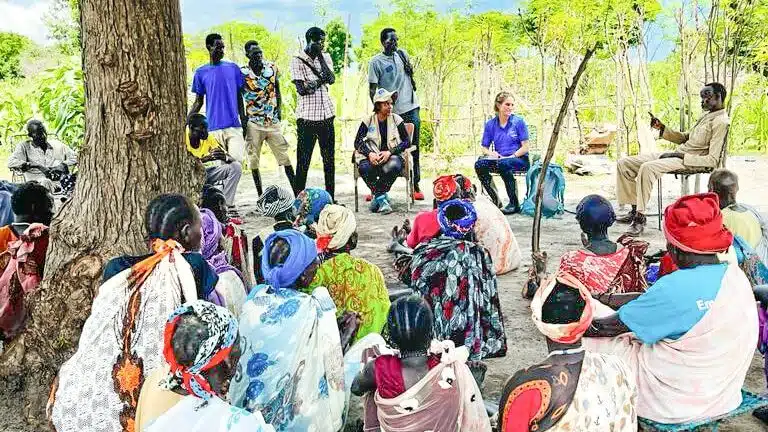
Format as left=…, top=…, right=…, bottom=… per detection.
left=0, top=153, right=747, bottom=431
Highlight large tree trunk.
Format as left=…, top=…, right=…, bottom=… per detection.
left=0, top=0, right=202, bottom=429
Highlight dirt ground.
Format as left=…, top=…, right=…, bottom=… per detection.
left=236, top=155, right=768, bottom=431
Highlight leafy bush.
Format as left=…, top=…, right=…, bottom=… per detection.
left=0, top=58, right=84, bottom=149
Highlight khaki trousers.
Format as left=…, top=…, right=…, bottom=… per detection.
left=616, top=153, right=686, bottom=213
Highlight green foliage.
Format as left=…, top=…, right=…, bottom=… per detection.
left=325, top=17, right=351, bottom=74
left=37, top=61, right=85, bottom=146
left=45, top=0, right=81, bottom=55
left=0, top=33, right=32, bottom=80
left=0, top=59, right=84, bottom=149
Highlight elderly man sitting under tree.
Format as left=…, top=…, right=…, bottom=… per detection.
left=7, top=120, right=78, bottom=195
left=616, top=82, right=730, bottom=236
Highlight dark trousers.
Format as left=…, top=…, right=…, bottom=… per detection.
left=296, top=117, right=336, bottom=198
left=474, top=156, right=530, bottom=206
left=358, top=155, right=403, bottom=197
left=398, top=108, right=421, bottom=188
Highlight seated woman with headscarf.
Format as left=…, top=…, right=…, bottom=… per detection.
left=499, top=270, right=637, bottom=432
left=52, top=194, right=218, bottom=432
left=391, top=174, right=521, bottom=284
left=135, top=300, right=274, bottom=431
left=351, top=295, right=492, bottom=431
left=307, top=204, right=390, bottom=342
left=201, top=185, right=254, bottom=287
left=559, top=195, right=648, bottom=303
left=230, top=230, right=351, bottom=432
left=293, top=187, right=332, bottom=239
left=252, top=185, right=297, bottom=285
left=200, top=208, right=248, bottom=316
left=439, top=174, right=521, bottom=274
left=584, top=193, right=758, bottom=424
left=410, top=199, right=507, bottom=361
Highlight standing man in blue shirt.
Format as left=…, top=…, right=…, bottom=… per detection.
left=368, top=28, right=424, bottom=201
left=474, top=91, right=530, bottom=215
left=189, top=33, right=246, bottom=216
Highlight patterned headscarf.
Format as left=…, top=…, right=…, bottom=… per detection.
left=663, top=193, right=733, bottom=254
left=433, top=175, right=458, bottom=202
left=262, top=230, right=318, bottom=288
left=437, top=199, right=477, bottom=239
left=200, top=208, right=244, bottom=283
left=293, top=188, right=333, bottom=228
left=315, top=204, right=357, bottom=253
left=161, top=301, right=238, bottom=401
left=531, top=271, right=594, bottom=343
left=255, top=185, right=295, bottom=218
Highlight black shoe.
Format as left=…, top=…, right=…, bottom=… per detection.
left=625, top=213, right=647, bottom=237
left=616, top=210, right=636, bottom=224
left=502, top=203, right=521, bottom=215
left=754, top=406, right=768, bottom=424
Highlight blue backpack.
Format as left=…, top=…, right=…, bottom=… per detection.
left=521, top=160, right=565, bottom=218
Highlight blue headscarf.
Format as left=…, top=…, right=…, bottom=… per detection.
left=262, top=230, right=318, bottom=288
left=0, top=191, right=13, bottom=227
left=575, top=194, right=615, bottom=234
left=293, top=188, right=333, bottom=227
left=437, top=199, right=477, bottom=239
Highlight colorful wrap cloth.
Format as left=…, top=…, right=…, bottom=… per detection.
left=0, top=223, right=48, bottom=339
left=362, top=340, right=492, bottom=432
left=531, top=271, right=594, bottom=344
left=52, top=239, right=199, bottom=432
left=315, top=204, right=356, bottom=253
left=293, top=187, right=332, bottom=229
left=201, top=208, right=244, bottom=283
left=230, top=285, right=345, bottom=431
left=663, top=193, right=733, bottom=254
left=433, top=175, right=458, bottom=202
left=261, top=230, right=317, bottom=289
left=255, top=185, right=295, bottom=218
left=437, top=199, right=477, bottom=239
left=161, top=301, right=238, bottom=401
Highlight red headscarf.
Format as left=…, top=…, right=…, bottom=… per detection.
left=663, top=193, right=733, bottom=254
left=432, top=175, right=458, bottom=202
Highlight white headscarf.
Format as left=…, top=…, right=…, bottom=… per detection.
left=315, top=205, right=357, bottom=253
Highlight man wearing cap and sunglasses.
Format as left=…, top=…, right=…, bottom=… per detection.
left=353, top=88, right=411, bottom=214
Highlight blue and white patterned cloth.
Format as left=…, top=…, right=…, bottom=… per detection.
left=230, top=284, right=345, bottom=431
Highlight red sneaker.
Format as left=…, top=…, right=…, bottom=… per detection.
left=413, top=191, right=425, bottom=201
left=365, top=194, right=373, bottom=202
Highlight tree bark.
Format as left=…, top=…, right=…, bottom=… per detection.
left=524, top=47, right=595, bottom=298
left=0, top=0, right=202, bottom=429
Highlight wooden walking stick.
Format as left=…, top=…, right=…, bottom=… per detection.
left=523, top=47, right=596, bottom=299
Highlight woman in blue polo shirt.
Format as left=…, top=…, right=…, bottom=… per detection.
left=474, top=92, right=530, bottom=215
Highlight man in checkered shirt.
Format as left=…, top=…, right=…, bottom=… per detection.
left=290, top=26, right=337, bottom=199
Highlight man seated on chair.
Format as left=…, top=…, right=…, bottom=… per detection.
left=474, top=91, right=530, bottom=215
left=353, top=88, right=411, bottom=215
left=616, top=82, right=730, bottom=236
left=7, top=120, right=78, bottom=195
left=584, top=193, right=757, bottom=425
left=186, top=113, right=242, bottom=214
left=708, top=168, right=768, bottom=266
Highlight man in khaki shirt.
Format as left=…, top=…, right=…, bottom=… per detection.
left=616, top=82, right=730, bottom=236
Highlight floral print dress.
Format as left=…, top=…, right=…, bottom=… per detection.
left=306, top=252, right=391, bottom=342
left=230, top=285, right=346, bottom=432
left=410, top=236, right=507, bottom=360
